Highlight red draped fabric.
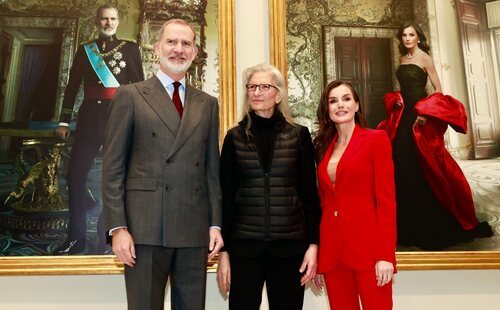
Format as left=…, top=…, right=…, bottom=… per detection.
left=376, top=91, right=404, bottom=142
left=378, top=91, right=479, bottom=230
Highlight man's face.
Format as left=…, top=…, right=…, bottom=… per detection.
left=96, top=8, right=119, bottom=37
left=155, top=22, right=198, bottom=78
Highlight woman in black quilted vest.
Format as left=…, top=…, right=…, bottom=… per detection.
left=216, top=63, right=321, bottom=310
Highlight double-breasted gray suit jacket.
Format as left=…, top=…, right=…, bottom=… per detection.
left=102, top=75, right=221, bottom=248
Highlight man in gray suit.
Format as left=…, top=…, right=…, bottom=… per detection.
left=102, top=18, right=223, bottom=310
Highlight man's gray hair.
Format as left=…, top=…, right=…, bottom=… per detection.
left=156, top=19, right=197, bottom=43
left=95, top=4, right=119, bottom=22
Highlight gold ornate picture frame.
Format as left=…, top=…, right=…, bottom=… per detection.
left=268, top=0, right=500, bottom=270
left=0, top=0, right=235, bottom=275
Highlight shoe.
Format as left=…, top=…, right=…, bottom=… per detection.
left=474, top=221, right=493, bottom=238
left=54, top=239, right=86, bottom=255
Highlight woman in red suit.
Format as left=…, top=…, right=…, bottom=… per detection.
left=313, top=81, right=397, bottom=310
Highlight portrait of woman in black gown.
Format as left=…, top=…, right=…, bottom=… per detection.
left=387, top=22, right=492, bottom=250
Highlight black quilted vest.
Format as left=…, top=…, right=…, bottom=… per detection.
left=227, top=119, right=307, bottom=241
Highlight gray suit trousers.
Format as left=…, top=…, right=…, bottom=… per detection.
left=124, top=245, right=208, bottom=310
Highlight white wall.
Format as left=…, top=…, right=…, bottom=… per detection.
left=2, top=271, right=500, bottom=309
left=393, top=270, right=500, bottom=310
left=234, top=0, right=269, bottom=119
left=427, top=0, right=472, bottom=154
left=1, top=1, right=500, bottom=309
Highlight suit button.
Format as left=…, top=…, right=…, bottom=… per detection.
left=97, top=100, right=102, bottom=104
left=165, top=186, right=171, bottom=191
left=98, top=81, right=102, bottom=84
left=333, top=211, right=339, bottom=217
left=166, top=159, right=172, bottom=164
left=195, top=162, right=199, bottom=167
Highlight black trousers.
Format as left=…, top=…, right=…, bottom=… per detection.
left=125, top=245, right=208, bottom=310
left=66, top=134, right=103, bottom=244
left=229, top=251, right=305, bottom=310
left=66, top=100, right=110, bottom=249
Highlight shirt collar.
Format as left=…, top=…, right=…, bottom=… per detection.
left=156, top=70, right=186, bottom=90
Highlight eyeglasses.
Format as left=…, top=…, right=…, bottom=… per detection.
left=245, top=84, right=278, bottom=93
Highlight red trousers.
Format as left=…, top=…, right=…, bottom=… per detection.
left=323, top=262, right=393, bottom=310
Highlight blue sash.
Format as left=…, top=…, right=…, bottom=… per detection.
left=84, top=42, right=120, bottom=87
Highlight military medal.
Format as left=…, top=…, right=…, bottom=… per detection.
left=89, top=41, right=126, bottom=74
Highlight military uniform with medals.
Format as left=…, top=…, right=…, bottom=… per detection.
left=57, top=34, right=144, bottom=254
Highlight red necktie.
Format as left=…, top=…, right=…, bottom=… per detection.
left=172, top=81, right=183, bottom=117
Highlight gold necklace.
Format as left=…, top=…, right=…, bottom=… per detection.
left=89, top=41, right=126, bottom=58
left=406, top=49, right=420, bottom=59
left=89, top=41, right=126, bottom=71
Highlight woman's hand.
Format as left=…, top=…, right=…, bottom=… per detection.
left=299, top=244, right=318, bottom=286
left=415, top=115, right=427, bottom=126
left=216, top=251, right=231, bottom=295
left=375, top=260, right=394, bottom=287
left=312, top=274, right=324, bottom=290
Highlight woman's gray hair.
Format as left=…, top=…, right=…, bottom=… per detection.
left=240, top=63, right=294, bottom=133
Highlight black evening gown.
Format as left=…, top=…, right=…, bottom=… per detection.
left=393, top=64, right=476, bottom=250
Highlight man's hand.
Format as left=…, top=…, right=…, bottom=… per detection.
left=299, top=244, right=318, bottom=286
left=55, top=126, right=70, bottom=140
left=216, top=251, right=231, bottom=295
left=112, top=228, right=136, bottom=267
left=208, top=227, right=224, bottom=260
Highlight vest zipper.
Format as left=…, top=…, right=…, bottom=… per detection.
left=264, top=172, right=270, bottom=241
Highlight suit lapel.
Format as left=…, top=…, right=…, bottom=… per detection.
left=336, top=125, right=368, bottom=183
left=168, top=84, right=205, bottom=157
left=138, top=76, right=181, bottom=135
left=319, top=136, right=337, bottom=192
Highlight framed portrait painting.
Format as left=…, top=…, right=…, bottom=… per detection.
left=0, top=0, right=235, bottom=275
left=269, top=0, right=500, bottom=270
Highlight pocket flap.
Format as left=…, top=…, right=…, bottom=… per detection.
left=126, top=177, right=156, bottom=190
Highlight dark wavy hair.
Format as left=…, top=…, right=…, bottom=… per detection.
left=397, top=22, right=430, bottom=55
left=313, top=80, right=365, bottom=161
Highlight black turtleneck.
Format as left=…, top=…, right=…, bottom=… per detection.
left=249, top=111, right=281, bottom=172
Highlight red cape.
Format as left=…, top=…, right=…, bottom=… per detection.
left=377, top=91, right=479, bottom=230
left=377, top=91, right=404, bottom=142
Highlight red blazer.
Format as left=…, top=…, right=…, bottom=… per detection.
left=317, top=126, right=397, bottom=273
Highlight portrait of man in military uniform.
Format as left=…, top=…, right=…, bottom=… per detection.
left=54, top=4, right=144, bottom=254
left=0, top=0, right=220, bottom=258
